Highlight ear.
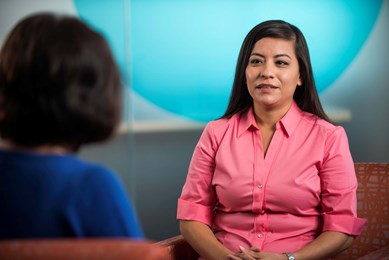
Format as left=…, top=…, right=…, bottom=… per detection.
left=297, top=74, right=302, bottom=86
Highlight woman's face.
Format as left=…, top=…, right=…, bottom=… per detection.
left=245, top=37, right=301, bottom=112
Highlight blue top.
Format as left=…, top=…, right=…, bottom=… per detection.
left=0, top=149, right=144, bottom=239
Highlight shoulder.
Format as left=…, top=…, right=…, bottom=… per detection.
left=300, top=111, right=345, bottom=136
left=204, top=113, right=241, bottom=138
left=83, top=164, right=122, bottom=190
left=206, top=116, right=232, bottom=131
left=299, top=112, right=350, bottom=153
left=195, top=115, right=240, bottom=154
left=72, top=160, right=130, bottom=210
left=64, top=158, right=124, bottom=194
left=68, top=159, right=143, bottom=238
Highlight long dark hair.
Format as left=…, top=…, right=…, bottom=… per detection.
left=0, top=13, right=122, bottom=151
left=221, top=20, right=330, bottom=122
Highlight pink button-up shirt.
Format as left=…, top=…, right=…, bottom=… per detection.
left=177, top=102, right=366, bottom=254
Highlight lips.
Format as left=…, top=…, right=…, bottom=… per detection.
left=256, top=83, right=278, bottom=89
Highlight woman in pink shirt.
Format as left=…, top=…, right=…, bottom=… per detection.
left=177, top=20, right=366, bottom=260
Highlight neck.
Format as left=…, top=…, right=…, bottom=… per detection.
left=253, top=102, right=292, bottom=129
left=0, top=139, right=71, bottom=155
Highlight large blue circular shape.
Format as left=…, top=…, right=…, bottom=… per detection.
left=75, top=0, right=382, bottom=122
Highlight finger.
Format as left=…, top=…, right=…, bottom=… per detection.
left=238, top=246, right=252, bottom=258
left=249, top=246, right=260, bottom=252
left=235, top=249, right=257, bottom=260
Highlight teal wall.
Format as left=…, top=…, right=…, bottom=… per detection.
left=74, top=0, right=383, bottom=122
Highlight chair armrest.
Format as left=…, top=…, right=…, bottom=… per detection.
left=158, top=235, right=199, bottom=260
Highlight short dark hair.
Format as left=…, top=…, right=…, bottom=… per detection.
left=222, top=20, right=330, bottom=122
left=0, top=13, right=122, bottom=150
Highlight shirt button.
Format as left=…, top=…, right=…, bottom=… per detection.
left=258, top=184, right=263, bottom=189
left=258, top=233, right=263, bottom=238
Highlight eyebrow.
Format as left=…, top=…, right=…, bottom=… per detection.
left=250, top=53, right=292, bottom=60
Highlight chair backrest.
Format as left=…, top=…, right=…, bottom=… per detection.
left=0, top=238, right=171, bottom=260
left=334, top=162, right=389, bottom=259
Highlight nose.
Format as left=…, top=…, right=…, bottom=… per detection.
left=260, top=63, right=274, bottom=79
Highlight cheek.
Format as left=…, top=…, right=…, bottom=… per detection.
left=245, top=70, right=254, bottom=96
left=245, top=69, right=254, bottom=84
left=282, top=72, right=300, bottom=87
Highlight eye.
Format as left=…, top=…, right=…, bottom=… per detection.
left=249, top=58, right=263, bottom=65
left=276, top=60, right=289, bottom=66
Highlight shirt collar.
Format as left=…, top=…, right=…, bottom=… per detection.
left=238, top=108, right=259, bottom=137
left=237, top=101, right=303, bottom=138
left=278, top=101, right=303, bottom=137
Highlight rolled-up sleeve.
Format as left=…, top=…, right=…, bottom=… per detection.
left=320, top=127, right=366, bottom=235
left=177, top=123, right=218, bottom=226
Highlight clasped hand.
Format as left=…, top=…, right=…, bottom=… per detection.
left=226, top=246, right=287, bottom=260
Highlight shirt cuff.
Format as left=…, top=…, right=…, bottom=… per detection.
left=322, top=214, right=367, bottom=236
left=176, top=198, right=214, bottom=226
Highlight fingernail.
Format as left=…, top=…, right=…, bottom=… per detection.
left=239, top=245, right=245, bottom=251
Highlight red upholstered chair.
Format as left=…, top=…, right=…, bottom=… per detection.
left=159, top=163, right=389, bottom=260
left=0, top=238, right=171, bottom=260
left=334, top=162, right=389, bottom=259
